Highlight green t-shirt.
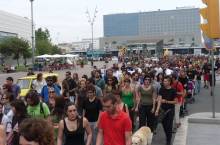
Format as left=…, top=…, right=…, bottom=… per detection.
left=121, top=91, right=134, bottom=108
left=27, top=102, right=50, bottom=118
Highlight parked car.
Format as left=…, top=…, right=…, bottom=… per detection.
left=17, top=73, right=58, bottom=98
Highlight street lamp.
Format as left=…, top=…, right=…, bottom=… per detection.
left=30, top=0, right=35, bottom=65
left=86, top=7, right=98, bottom=66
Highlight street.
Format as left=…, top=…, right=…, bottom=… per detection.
left=0, top=61, right=115, bottom=85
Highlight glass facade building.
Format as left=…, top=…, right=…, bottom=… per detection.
left=103, top=8, right=201, bottom=46
left=104, top=13, right=139, bottom=37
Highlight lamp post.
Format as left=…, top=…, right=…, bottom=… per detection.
left=86, top=7, right=98, bottom=66
left=30, top=0, right=35, bottom=65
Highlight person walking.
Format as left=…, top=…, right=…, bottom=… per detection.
left=83, top=85, right=102, bottom=145
left=136, top=75, right=158, bottom=132
left=41, top=76, right=60, bottom=104
left=171, top=74, right=184, bottom=129
left=26, top=90, right=50, bottom=119
left=121, top=78, right=136, bottom=130
left=32, top=73, right=46, bottom=93
left=96, top=94, right=132, bottom=145
left=157, top=76, right=177, bottom=145
left=57, top=102, right=92, bottom=145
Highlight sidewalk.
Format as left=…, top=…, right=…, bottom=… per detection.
left=173, top=113, right=220, bottom=145
left=173, top=81, right=220, bottom=145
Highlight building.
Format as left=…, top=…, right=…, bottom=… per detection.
left=100, top=8, right=202, bottom=54
left=72, top=38, right=100, bottom=50
left=58, top=38, right=100, bottom=53
left=0, top=10, right=31, bottom=42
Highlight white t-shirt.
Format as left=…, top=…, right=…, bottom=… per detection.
left=1, top=110, right=14, bottom=133
left=165, top=68, right=173, bottom=76
left=32, top=79, right=47, bottom=93
left=155, top=67, right=163, bottom=76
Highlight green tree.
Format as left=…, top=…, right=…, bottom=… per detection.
left=23, top=48, right=32, bottom=66
left=0, top=37, right=30, bottom=66
left=35, top=28, right=62, bottom=55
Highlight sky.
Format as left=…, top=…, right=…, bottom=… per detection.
left=0, top=0, right=204, bottom=43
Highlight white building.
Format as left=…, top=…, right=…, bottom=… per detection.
left=58, top=38, right=100, bottom=53
left=0, top=10, right=31, bottom=42
left=72, top=38, right=100, bottom=50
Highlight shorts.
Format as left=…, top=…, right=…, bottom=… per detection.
left=204, top=74, right=209, bottom=81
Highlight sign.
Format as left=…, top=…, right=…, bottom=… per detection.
left=194, top=49, right=202, bottom=55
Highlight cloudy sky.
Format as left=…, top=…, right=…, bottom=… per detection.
left=0, top=0, right=204, bottom=43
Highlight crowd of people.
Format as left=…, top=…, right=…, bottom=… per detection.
left=0, top=55, right=219, bottom=145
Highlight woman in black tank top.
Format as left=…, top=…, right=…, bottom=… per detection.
left=57, top=102, right=92, bottom=145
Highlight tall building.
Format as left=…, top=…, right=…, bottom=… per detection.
left=0, top=10, right=31, bottom=42
left=101, top=8, right=201, bottom=51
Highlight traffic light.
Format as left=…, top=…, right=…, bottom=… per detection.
left=200, top=0, right=220, bottom=39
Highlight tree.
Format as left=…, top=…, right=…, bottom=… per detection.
left=35, top=28, right=62, bottom=55
left=23, top=48, right=32, bottom=66
left=0, top=37, right=30, bottom=66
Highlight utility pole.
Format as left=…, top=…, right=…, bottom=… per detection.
left=30, top=0, right=35, bottom=65
left=86, top=7, right=98, bottom=66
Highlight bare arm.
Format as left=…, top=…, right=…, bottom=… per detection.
left=155, top=95, right=162, bottom=116
left=96, top=128, right=103, bottom=145
left=152, top=88, right=157, bottom=112
left=125, top=131, right=132, bottom=145
left=57, top=120, right=64, bottom=145
left=135, top=87, right=141, bottom=108
left=84, top=118, right=92, bottom=145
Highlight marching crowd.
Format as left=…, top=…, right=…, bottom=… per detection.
left=0, top=55, right=219, bottom=145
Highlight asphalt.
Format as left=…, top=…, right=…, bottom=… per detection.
left=152, top=81, right=220, bottom=145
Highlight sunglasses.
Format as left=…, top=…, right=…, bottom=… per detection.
left=49, top=91, right=55, bottom=93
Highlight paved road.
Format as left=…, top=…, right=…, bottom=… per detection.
left=152, top=81, right=220, bottom=145
left=0, top=61, right=115, bottom=85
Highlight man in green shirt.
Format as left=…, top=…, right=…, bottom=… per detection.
left=26, top=90, right=50, bottom=119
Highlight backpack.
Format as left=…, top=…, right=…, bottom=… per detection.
left=40, top=102, right=46, bottom=118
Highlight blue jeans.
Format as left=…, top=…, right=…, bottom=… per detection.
left=89, top=122, right=98, bottom=145
left=195, top=80, right=201, bottom=94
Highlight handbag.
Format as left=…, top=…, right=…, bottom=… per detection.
left=157, top=108, right=171, bottom=123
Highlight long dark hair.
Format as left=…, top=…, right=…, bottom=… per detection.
left=64, top=102, right=76, bottom=113
left=11, top=100, right=27, bottom=118
left=52, top=97, right=65, bottom=120
left=25, top=90, right=40, bottom=106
